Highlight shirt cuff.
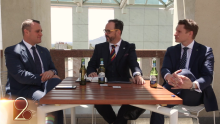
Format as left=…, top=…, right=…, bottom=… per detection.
left=193, top=81, right=202, bottom=93
left=164, top=73, right=171, bottom=81
left=133, top=72, right=141, bottom=77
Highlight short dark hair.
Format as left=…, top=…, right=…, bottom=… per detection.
left=178, top=19, right=198, bottom=39
left=21, top=19, right=40, bottom=36
left=108, top=19, right=124, bottom=35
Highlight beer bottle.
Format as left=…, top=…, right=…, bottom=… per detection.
left=98, top=58, right=105, bottom=84
left=79, top=58, right=87, bottom=85
left=150, top=58, right=158, bottom=88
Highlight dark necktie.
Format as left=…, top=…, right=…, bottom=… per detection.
left=179, top=47, right=189, bottom=69
left=110, top=45, right=117, bottom=62
left=31, top=46, right=42, bottom=74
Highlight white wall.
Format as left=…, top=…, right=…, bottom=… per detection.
left=72, top=7, right=89, bottom=49
left=115, top=8, right=173, bottom=50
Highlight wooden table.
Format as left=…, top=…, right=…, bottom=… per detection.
left=38, top=77, right=182, bottom=124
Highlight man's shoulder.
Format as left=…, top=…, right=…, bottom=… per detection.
left=5, top=42, right=24, bottom=53
left=194, top=41, right=212, bottom=52
left=36, top=45, right=49, bottom=51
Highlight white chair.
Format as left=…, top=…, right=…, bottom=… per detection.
left=172, top=74, right=216, bottom=124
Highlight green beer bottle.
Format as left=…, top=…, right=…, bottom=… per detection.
left=98, top=58, right=105, bottom=84
left=150, top=58, right=158, bottom=88
left=79, top=58, right=87, bottom=85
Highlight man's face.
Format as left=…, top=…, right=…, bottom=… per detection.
left=26, top=22, right=43, bottom=45
left=104, top=22, right=118, bottom=43
left=174, top=24, right=192, bottom=43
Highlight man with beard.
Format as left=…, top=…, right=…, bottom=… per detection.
left=87, top=19, right=145, bottom=124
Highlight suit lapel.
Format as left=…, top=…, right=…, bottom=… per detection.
left=175, top=44, right=182, bottom=70
left=189, top=41, right=199, bottom=70
left=102, top=42, right=110, bottom=68
left=20, top=41, right=35, bottom=66
left=116, top=40, right=126, bottom=67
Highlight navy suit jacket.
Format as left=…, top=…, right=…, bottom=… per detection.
left=5, top=41, right=57, bottom=99
left=161, top=41, right=218, bottom=112
left=87, top=40, right=142, bottom=81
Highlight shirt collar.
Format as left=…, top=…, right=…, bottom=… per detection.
left=109, top=39, right=122, bottom=47
left=181, top=40, right=194, bottom=49
left=23, top=40, right=36, bottom=50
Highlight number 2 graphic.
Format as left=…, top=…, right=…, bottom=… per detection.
left=13, top=97, right=32, bottom=120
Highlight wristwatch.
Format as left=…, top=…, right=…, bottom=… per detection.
left=190, top=82, right=195, bottom=91
left=50, top=70, right=56, bottom=75
left=134, top=73, right=141, bottom=77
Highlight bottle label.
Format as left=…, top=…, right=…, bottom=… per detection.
left=99, top=72, right=105, bottom=78
left=153, top=63, right=156, bottom=67
left=100, top=61, right=104, bottom=65
left=150, top=75, right=157, bottom=84
left=79, top=73, right=81, bottom=81
left=99, top=72, right=105, bottom=81
left=82, top=61, right=85, bottom=66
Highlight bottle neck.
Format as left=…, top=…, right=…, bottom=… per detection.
left=100, top=61, right=104, bottom=65
left=152, top=62, right=156, bottom=68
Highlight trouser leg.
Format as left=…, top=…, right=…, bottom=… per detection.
left=95, top=105, right=116, bottom=124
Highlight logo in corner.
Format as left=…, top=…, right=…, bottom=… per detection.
left=13, top=97, right=32, bottom=121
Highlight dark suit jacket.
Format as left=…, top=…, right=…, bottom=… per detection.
left=87, top=40, right=142, bottom=81
left=161, top=41, right=218, bottom=112
left=5, top=41, right=57, bottom=99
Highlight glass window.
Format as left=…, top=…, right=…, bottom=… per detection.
left=88, top=8, right=114, bottom=49
left=51, top=6, right=72, bottom=49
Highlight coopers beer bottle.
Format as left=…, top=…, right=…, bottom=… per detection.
left=98, top=58, right=105, bottom=84
left=79, top=58, right=87, bottom=85
left=150, top=58, right=158, bottom=88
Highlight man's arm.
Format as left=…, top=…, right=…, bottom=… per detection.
left=127, top=44, right=145, bottom=84
left=195, top=47, right=214, bottom=90
left=40, top=48, right=59, bottom=82
left=5, top=47, right=42, bottom=86
left=87, top=45, right=100, bottom=77
left=171, top=47, right=214, bottom=90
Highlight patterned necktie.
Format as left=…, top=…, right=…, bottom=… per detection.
left=179, top=47, right=189, bottom=69
left=110, top=45, right=117, bottom=62
left=31, top=46, right=42, bottom=74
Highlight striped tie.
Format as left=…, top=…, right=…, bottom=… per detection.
left=110, top=45, right=117, bottom=62
left=179, top=47, right=189, bottom=69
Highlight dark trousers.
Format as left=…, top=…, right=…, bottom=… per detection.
left=95, top=105, right=145, bottom=124
left=150, top=69, right=203, bottom=124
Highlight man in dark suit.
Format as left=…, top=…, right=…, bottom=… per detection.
left=5, top=19, right=63, bottom=124
left=150, top=19, right=218, bottom=124
left=87, top=19, right=146, bottom=124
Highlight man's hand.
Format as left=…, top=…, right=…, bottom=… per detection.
left=52, top=75, right=60, bottom=79
left=40, top=70, right=54, bottom=82
left=133, top=75, right=145, bottom=85
left=172, top=75, right=193, bottom=89
left=166, top=70, right=182, bottom=88
left=88, top=72, right=98, bottom=77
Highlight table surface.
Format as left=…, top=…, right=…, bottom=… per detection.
left=40, top=77, right=182, bottom=105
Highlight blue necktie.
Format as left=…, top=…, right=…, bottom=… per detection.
left=31, top=46, right=42, bottom=74
left=179, top=47, right=189, bottom=69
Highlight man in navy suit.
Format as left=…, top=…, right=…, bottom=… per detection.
left=150, top=19, right=218, bottom=124
left=87, top=19, right=145, bottom=124
left=5, top=19, right=63, bottom=124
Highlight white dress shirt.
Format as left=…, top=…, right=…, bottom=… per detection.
left=23, top=40, right=45, bottom=73
left=165, top=40, right=201, bottom=92
left=109, top=39, right=140, bottom=77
